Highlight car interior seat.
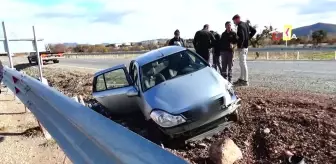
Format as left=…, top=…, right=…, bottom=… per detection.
left=143, top=62, right=166, bottom=90
left=168, top=54, right=182, bottom=78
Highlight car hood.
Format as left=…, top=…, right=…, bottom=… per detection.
left=143, top=67, right=231, bottom=114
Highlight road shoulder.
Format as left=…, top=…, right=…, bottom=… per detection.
left=0, top=88, right=71, bottom=164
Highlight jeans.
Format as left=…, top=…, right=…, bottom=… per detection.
left=212, top=53, right=221, bottom=72
left=238, top=48, right=248, bottom=81
left=220, top=51, right=234, bottom=80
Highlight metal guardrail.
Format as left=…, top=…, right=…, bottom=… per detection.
left=64, top=50, right=336, bottom=61
left=2, top=66, right=188, bottom=164
left=64, top=46, right=336, bottom=57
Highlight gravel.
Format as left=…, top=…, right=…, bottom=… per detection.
left=20, top=65, right=336, bottom=164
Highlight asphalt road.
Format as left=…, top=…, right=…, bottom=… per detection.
left=1, top=56, right=336, bottom=94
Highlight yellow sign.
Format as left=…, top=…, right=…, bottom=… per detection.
left=283, top=25, right=292, bottom=41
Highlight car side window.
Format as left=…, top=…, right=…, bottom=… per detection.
left=104, top=69, right=129, bottom=89
left=95, top=75, right=106, bottom=91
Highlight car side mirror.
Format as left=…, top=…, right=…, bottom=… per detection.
left=126, top=87, right=138, bottom=97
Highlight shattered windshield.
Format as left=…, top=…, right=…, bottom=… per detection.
left=140, top=50, right=207, bottom=92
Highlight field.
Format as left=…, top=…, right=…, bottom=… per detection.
left=1, top=64, right=334, bottom=164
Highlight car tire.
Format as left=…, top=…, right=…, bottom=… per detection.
left=228, top=110, right=239, bottom=122
left=28, top=58, right=32, bottom=64
left=53, top=60, right=59, bottom=63
left=146, top=120, right=168, bottom=145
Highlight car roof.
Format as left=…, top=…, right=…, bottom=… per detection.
left=135, top=46, right=186, bottom=66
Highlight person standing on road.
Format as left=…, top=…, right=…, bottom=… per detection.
left=193, top=24, right=216, bottom=63
left=210, top=30, right=221, bottom=72
left=232, top=14, right=256, bottom=86
left=219, top=21, right=237, bottom=83
left=168, top=29, right=185, bottom=47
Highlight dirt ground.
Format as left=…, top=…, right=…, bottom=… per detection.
left=4, top=65, right=336, bottom=164
left=171, top=87, right=336, bottom=164
left=0, top=89, right=72, bottom=164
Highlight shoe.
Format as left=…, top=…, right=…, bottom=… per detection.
left=233, top=79, right=249, bottom=86
left=233, top=79, right=243, bottom=85
left=240, top=80, right=249, bottom=86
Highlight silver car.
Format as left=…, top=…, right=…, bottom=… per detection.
left=92, top=46, right=241, bottom=139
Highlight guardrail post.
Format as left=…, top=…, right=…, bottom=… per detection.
left=296, top=51, right=300, bottom=60
left=266, top=52, right=269, bottom=60
left=2, top=22, right=14, bottom=68
left=284, top=52, right=287, bottom=60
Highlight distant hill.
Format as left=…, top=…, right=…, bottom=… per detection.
left=63, top=43, right=78, bottom=47
left=293, top=23, right=336, bottom=37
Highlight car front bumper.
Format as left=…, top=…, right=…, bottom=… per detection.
left=160, top=98, right=241, bottom=139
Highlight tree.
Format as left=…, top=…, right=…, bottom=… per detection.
left=312, top=30, right=327, bottom=46
left=47, top=44, right=66, bottom=52
left=246, top=20, right=276, bottom=48
left=246, top=20, right=276, bottom=59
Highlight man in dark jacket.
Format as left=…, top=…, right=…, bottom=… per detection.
left=193, top=24, right=215, bottom=63
left=168, top=29, right=185, bottom=47
left=219, top=21, right=237, bottom=83
left=210, top=30, right=221, bottom=72
left=232, top=14, right=256, bottom=86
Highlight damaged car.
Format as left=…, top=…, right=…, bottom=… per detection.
left=92, top=46, right=241, bottom=140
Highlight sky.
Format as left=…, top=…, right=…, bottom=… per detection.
left=0, top=0, right=335, bottom=44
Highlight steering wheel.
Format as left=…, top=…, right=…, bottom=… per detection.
left=154, top=73, right=166, bottom=84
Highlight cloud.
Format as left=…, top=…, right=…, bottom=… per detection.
left=1, top=0, right=336, bottom=44
left=297, top=0, right=336, bottom=15
left=91, top=11, right=134, bottom=24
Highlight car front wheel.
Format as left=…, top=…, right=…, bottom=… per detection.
left=227, top=110, right=239, bottom=122
left=146, top=120, right=168, bottom=145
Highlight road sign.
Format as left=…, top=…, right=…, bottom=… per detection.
left=272, top=32, right=282, bottom=41
left=283, top=25, right=292, bottom=41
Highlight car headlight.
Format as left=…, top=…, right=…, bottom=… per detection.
left=150, top=110, right=186, bottom=128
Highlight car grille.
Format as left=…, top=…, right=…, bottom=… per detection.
left=181, top=97, right=224, bottom=121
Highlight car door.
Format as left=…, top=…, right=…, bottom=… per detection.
left=129, top=62, right=148, bottom=116
left=92, top=64, right=139, bottom=114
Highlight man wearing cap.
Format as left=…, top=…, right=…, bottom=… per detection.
left=168, top=29, right=185, bottom=47
left=232, top=14, right=256, bottom=86
left=193, top=24, right=216, bottom=63
left=219, top=21, right=237, bottom=83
